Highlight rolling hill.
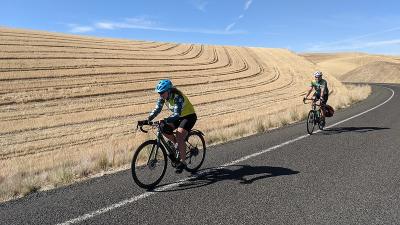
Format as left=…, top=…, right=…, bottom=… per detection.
left=302, top=52, right=400, bottom=83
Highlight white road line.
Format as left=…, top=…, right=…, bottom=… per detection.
left=58, top=86, right=395, bottom=225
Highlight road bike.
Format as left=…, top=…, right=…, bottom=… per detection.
left=303, top=97, right=325, bottom=134
left=132, top=120, right=206, bottom=189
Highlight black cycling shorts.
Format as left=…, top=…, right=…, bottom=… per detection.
left=163, top=113, right=197, bottom=134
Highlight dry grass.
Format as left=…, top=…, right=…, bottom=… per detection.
left=0, top=27, right=372, bottom=202
left=330, top=84, right=372, bottom=109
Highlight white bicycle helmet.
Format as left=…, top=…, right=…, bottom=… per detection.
left=314, top=71, right=323, bottom=78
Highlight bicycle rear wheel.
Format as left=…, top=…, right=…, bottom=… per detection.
left=318, top=119, right=325, bottom=130
left=185, top=131, right=206, bottom=172
left=306, top=110, right=316, bottom=135
left=131, top=140, right=167, bottom=189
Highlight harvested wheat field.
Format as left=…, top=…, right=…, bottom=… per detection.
left=302, top=52, right=400, bottom=83
left=0, top=27, right=370, bottom=201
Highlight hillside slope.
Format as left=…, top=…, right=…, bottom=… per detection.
left=342, top=61, right=400, bottom=83
left=302, top=52, right=400, bottom=83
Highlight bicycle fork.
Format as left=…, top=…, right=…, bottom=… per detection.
left=147, top=133, right=163, bottom=166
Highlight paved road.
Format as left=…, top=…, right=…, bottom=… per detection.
left=1, top=84, right=399, bottom=225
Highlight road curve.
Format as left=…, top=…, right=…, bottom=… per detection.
left=1, top=83, right=399, bottom=225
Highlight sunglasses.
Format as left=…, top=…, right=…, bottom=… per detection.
left=159, top=91, right=166, bottom=95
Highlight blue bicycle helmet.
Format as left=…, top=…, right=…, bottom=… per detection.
left=155, top=79, right=173, bottom=93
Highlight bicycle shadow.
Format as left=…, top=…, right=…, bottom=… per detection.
left=320, top=126, right=389, bottom=135
left=153, top=165, right=299, bottom=192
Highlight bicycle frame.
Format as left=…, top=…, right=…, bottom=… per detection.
left=157, top=129, right=179, bottom=161
left=304, top=98, right=322, bottom=121
left=138, top=121, right=179, bottom=163
left=312, top=101, right=320, bottom=122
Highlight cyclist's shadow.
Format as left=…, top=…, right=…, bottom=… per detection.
left=154, top=165, right=299, bottom=192
left=320, top=126, right=389, bottom=135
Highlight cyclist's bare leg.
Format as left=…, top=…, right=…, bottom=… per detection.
left=176, top=127, right=188, bottom=162
left=320, top=100, right=326, bottom=121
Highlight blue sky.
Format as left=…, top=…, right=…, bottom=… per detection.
left=1, top=0, right=400, bottom=55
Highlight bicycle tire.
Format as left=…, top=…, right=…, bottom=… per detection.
left=184, top=130, right=206, bottom=172
left=318, top=115, right=325, bottom=130
left=131, top=140, right=167, bottom=189
left=307, top=110, right=316, bottom=135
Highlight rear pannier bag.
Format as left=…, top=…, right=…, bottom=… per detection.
left=324, top=105, right=335, bottom=117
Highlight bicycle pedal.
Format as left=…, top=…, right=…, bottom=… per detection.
left=171, top=161, right=178, bottom=168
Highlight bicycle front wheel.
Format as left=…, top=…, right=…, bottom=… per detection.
left=306, top=110, right=316, bottom=135
left=131, top=140, right=167, bottom=189
left=185, top=131, right=206, bottom=172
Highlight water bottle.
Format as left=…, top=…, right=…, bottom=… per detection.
left=167, top=141, right=179, bottom=160
left=174, top=143, right=180, bottom=159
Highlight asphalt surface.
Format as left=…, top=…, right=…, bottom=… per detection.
left=1, top=83, right=399, bottom=225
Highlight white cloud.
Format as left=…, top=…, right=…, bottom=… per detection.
left=225, top=23, right=236, bottom=31
left=308, top=39, right=400, bottom=52
left=91, top=18, right=245, bottom=35
left=316, top=27, right=400, bottom=49
left=225, top=2, right=251, bottom=33
left=244, top=0, right=253, bottom=10
left=95, top=17, right=157, bottom=30
left=67, top=24, right=94, bottom=33
left=224, top=3, right=250, bottom=33
left=191, top=0, right=208, bottom=12
left=95, top=22, right=115, bottom=30
left=307, top=27, right=400, bottom=52
left=125, top=17, right=157, bottom=27
left=365, top=39, right=400, bottom=47
left=67, top=15, right=246, bottom=36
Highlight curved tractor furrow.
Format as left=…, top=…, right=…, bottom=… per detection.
left=0, top=44, right=199, bottom=60
left=0, top=43, right=198, bottom=59
left=0, top=45, right=209, bottom=80
left=3, top=46, right=266, bottom=123
left=0, top=46, right=207, bottom=72
left=0, top=46, right=221, bottom=98
left=0, top=41, right=176, bottom=55
left=0, top=36, right=160, bottom=50
left=0, top=36, right=177, bottom=50
left=0, top=42, right=192, bottom=57
left=0, top=50, right=250, bottom=128
left=0, top=29, right=154, bottom=46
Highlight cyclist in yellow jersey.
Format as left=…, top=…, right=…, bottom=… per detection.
left=146, top=79, right=197, bottom=173
left=304, top=71, right=329, bottom=127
